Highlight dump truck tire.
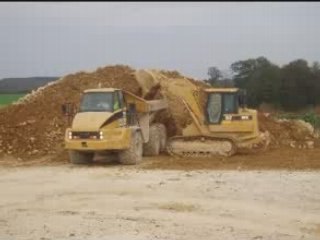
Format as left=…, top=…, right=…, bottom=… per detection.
left=119, top=131, right=143, bottom=165
left=68, top=151, right=94, bottom=164
left=154, top=123, right=167, bottom=153
left=143, top=124, right=161, bottom=156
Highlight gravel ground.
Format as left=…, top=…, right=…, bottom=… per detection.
left=0, top=164, right=319, bottom=240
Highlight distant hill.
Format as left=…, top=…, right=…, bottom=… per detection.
left=0, top=77, right=59, bottom=93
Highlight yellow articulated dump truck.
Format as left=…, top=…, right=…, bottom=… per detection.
left=62, top=88, right=168, bottom=165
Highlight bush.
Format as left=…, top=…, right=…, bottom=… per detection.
left=302, top=112, right=320, bottom=129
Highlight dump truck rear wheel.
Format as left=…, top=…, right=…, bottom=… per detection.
left=68, top=151, right=94, bottom=164
left=143, top=124, right=160, bottom=156
left=119, top=131, right=143, bottom=165
left=154, top=123, right=167, bottom=153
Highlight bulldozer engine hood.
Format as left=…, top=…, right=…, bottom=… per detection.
left=71, top=112, right=114, bottom=131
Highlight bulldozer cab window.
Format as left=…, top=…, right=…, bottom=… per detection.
left=79, top=92, right=114, bottom=112
left=223, top=93, right=238, bottom=114
left=207, top=93, right=222, bottom=124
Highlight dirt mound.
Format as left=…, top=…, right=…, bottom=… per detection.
left=258, top=112, right=316, bottom=149
left=0, top=65, right=142, bottom=160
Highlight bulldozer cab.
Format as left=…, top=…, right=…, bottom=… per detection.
left=79, top=88, right=125, bottom=113
left=205, top=88, right=245, bottom=124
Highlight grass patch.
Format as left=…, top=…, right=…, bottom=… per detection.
left=0, top=93, right=25, bottom=107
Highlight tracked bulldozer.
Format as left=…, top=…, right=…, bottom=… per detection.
left=135, top=70, right=270, bottom=157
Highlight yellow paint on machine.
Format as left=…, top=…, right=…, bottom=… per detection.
left=65, top=127, right=132, bottom=151
left=71, top=112, right=114, bottom=131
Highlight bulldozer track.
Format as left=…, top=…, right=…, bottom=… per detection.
left=167, top=136, right=237, bottom=158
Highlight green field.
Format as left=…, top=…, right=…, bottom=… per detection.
left=0, top=93, right=25, bottom=107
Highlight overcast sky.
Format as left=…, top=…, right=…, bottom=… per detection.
left=0, top=2, right=320, bottom=79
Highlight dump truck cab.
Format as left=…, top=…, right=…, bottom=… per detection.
left=79, top=88, right=125, bottom=114
left=65, top=88, right=133, bottom=157
left=64, top=88, right=168, bottom=165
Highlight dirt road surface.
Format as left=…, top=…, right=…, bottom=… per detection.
left=0, top=164, right=319, bottom=240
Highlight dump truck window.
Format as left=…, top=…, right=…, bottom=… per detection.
left=207, top=93, right=222, bottom=124
left=113, top=93, right=120, bottom=111
left=79, top=92, right=114, bottom=112
left=223, top=94, right=238, bottom=114
left=116, top=91, right=124, bottom=109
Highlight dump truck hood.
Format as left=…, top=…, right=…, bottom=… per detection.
left=71, top=112, right=113, bottom=131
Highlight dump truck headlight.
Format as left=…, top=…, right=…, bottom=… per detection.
left=99, top=131, right=104, bottom=140
left=241, top=115, right=249, bottom=120
left=68, top=131, right=72, bottom=139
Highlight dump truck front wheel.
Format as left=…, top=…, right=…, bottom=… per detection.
left=119, top=131, right=143, bottom=165
left=143, top=124, right=161, bottom=156
left=68, top=150, right=94, bottom=164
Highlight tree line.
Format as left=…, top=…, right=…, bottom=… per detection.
left=206, top=57, right=320, bottom=111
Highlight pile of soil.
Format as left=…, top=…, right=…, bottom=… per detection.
left=258, top=112, right=316, bottom=149
left=0, top=65, right=142, bottom=160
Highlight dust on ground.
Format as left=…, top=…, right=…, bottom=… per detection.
left=1, top=146, right=320, bottom=171
left=0, top=165, right=319, bottom=240
left=142, top=147, right=320, bottom=171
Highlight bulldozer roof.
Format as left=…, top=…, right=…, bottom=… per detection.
left=84, top=88, right=120, bottom=93
left=204, top=88, right=239, bottom=93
